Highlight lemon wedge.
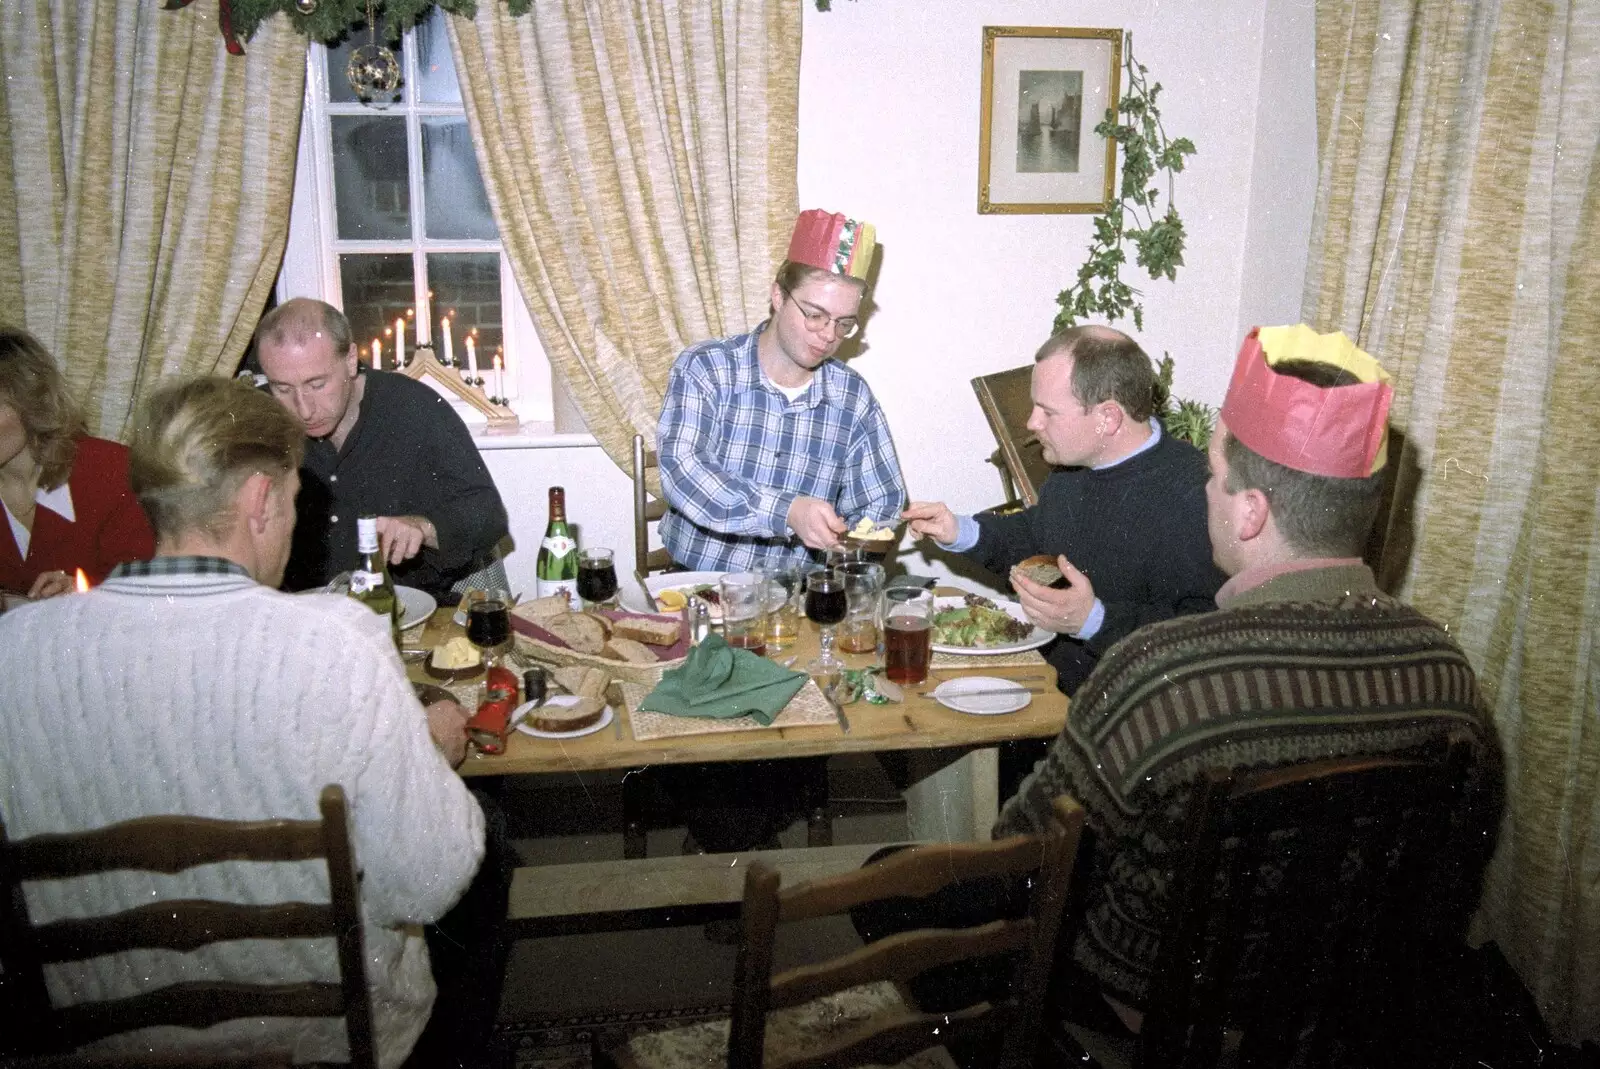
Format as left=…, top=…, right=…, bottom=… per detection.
left=656, top=588, right=688, bottom=611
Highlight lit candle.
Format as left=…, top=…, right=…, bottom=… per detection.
left=441, top=314, right=455, bottom=367
left=493, top=354, right=504, bottom=400
left=466, top=332, right=478, bottom=381
left=394, top=316, right=406, bottom=362
left=74, top=568, right=89, bottom=593
left=371, top=338, right=382, bottom=370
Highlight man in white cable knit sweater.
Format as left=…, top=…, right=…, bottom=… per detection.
left=0, top=377, right=485, bottom=1068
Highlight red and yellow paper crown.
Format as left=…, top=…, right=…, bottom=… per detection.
left=785, top=209, right=876, bottom=280
left=1220, top=325, right=1393, bottom=478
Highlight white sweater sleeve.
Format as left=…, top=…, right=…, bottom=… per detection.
left=318, top=602, right=485, bottom=926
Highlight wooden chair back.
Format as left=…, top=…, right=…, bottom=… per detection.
left=0, top=786, right=376, bottom=1069
left=1131, top=740, right=1481, bottom=1069
left=633, top=433, right=673, bottom=580
left=725, top=796, right=1086, bottom=1069
left=971, top=365, right=1052, bottom=508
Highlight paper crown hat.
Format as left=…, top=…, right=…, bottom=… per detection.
left=1220, top=325, right=1393, bottom=478
left=786, top=210, right=876, bottom=280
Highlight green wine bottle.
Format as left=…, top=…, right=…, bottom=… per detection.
left=349, top=515, right=400, bottom=645
left=536, top=486, right=579, bottom=608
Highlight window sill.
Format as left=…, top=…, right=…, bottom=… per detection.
left=470, top=421, right=600, bottom=451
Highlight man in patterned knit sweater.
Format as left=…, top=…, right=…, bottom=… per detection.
left=995, top=325, right=1500, bottom=1029
left=0, top=377, right=484, bottom=1068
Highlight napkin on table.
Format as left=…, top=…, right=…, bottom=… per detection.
left=638, top=634, right=806, bottom=725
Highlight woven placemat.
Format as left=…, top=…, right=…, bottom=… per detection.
left=931, top=648, right=1049, bottom=669
left=617, top=679, right=838, bottom=741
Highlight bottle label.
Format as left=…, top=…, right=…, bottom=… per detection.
left=350, top=570, right=382, bottom=595
left=536, top=578, right=579, bottom=609
left=541, top=535, right=576, bottom=557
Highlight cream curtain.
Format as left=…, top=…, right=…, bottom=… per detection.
left=1308, top=0, right=1600, bottom=1041
left=445, top=0, right=800, bottom=470
left=0, top=1, right=304, bottom=439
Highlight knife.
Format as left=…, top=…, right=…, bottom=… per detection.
left=822, top=686, right=852, bottom=734
left=636, top=574, right=660, bottom=612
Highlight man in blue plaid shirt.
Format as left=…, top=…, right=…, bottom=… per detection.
left=658, top=210, right=906, bottom=573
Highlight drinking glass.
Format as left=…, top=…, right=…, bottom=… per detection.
left=804, top=567, right=848, bottom=677
left=837, top=561, right=884, bottom=655
left=759, top=562, right=802, bottom=654
left=882, top=588, right=935, bottom=685
left=577, top=547, right=619, bottom=609
left=719, top=572, right=768, bottom=656
left=466, top=597, right=512, bottom=659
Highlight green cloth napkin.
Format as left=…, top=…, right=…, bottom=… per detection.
left=638, top=634, right=806, bottom=725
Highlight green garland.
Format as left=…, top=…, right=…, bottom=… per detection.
left=203, top=0, right=839, bottom=47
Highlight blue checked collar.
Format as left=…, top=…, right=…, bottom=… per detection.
left=728, top=322, right=846, bottom=410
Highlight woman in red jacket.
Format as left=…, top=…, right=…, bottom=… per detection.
left=0, top=327, right=155, bottom=598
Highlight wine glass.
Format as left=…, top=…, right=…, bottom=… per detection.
left=804, top=567, right=848, bottom=681
left=466, top=595, right=512, bottom=661
left=577, top=547, right=619, bottom=609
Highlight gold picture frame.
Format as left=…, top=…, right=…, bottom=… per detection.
left=978, top=26, right=1122, bottom=215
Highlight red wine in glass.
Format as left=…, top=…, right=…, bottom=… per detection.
left=804, top=582, right=847, bottom=626
left=577, top=559, right=619, bottom=605
left=467, top=599, right=511, bottom=650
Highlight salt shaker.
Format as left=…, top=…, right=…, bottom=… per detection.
left=688, top=599, right=712, bottom=645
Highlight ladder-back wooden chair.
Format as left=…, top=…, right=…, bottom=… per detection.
left=0, top=786, right=376, bottom=1069
left=611, top=796, right=1086, bottom=1069
left=1053, top=740, right=1485, bottom=1069
left=971, top=365, right=1052, bottom=509
left=633, top=433, right=673, bottom=582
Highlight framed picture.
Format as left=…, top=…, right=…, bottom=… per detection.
left=978, top=26, right=1122, bottom=214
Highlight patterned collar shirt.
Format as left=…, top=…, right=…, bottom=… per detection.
left=657, top=323, right=906, bottom=573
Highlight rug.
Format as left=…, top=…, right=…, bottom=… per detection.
left=498, top=1004, right=731, bottom=1069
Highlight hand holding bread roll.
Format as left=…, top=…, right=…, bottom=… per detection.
left=1010, top=555, right=1097, bottom=635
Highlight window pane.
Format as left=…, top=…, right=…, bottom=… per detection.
left=415, top=9, right=461, bottom=104
left=340, top=254, right=416, bottom=363
left=422, top=119, right=495, bottom=240
left=428, top=253, right=502, bottom=375
left=331, top=116, right=411, bottom=240
left=326, top=32, right=405, bottom=106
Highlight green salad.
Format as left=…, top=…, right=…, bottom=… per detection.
left=931, top=597, right=1035, bottom=648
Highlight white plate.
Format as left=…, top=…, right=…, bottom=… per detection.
left=513, top=695, right=615, bottom=739
left=629, top=571, right=729, bottom=621
left=929, top=596, right=1052, bottom=656
left=397, top=586, right=437, bottom=631
left=930, top=676, right=1034, bottom=715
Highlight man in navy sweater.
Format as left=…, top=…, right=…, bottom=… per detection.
left=905, top=326, right=1225, bottom=696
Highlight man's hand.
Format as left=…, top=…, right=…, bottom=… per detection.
left=1010, top=556, right=1096, bottom=635
left=902, top=501, right=959, bottom=545
left=376, top=515, right=438, bottom=566
left=27, top=570, right=74, bottom=599
left=424, top=697, right=470, bottom=768
left=786, top=497, right=847, bottom=551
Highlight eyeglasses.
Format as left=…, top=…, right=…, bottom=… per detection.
left=780, top=287, right=861, bottom=339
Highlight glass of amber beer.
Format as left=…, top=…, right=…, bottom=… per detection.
left=882, top=588, right=934, bottom=685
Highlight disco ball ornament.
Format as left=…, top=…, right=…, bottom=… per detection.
left=346, top=44, right=401, bottom=100
left=294, top=0, right=317, bottom=13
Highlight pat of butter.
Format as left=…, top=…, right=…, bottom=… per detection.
left=431, top=636, right=482, bottom=670
left=851, top=518, right=893, bottom=540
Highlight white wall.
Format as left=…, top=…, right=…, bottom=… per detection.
left=481, top=0, right=1318, bottom=593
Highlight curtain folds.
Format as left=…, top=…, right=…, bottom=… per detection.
left=1308, top=0, right=1600, bottom=1041
left=446, top=0, right=800, bottom=471
left=0, top=1, right=304, bottom=439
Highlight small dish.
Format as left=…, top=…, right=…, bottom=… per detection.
left=929, top=676, right=1033, bottom=715
left=513, top=695, right=616, bottom=739
left=423, top=659, right=485, bottom=682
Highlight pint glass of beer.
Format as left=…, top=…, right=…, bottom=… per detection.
left=883, top=589, right=934, bottom=685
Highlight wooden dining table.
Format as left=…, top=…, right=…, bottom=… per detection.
left=407, top=590, right=1067, bottom=842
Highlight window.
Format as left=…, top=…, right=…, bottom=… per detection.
left=278, top=10, right=555, bottom=426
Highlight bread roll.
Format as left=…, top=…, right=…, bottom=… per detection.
left=514, top=594, right=572, bottom=622
left=604, top=637, right=657, bottom=664
left=612, top=615, right=681, bottom=647
left=1013, top=554, right=1068, bottom=589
